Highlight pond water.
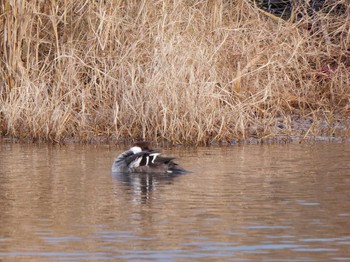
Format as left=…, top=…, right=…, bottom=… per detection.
left=0, top=142, right=350, bottom=261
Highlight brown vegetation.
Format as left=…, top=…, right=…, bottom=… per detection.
left=0, top=0, right=349, bottom=145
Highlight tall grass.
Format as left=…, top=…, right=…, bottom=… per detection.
left=0, top=0, right=349, bottom=145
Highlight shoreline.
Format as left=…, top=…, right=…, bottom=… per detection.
left=1, top=114, right=349, bottom=146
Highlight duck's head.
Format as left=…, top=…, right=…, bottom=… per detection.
left=130, top=141, right=151, bottom=154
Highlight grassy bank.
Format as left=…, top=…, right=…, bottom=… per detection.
left=0, top=0, right=349, bottom=145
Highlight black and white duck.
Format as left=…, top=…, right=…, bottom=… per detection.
left=112, top=141, right=187, bottom=174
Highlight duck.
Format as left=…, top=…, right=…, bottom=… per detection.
left=112, top=141, right=187, bottom=174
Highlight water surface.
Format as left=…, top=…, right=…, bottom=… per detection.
left=0, top=143, right=350, bottom=261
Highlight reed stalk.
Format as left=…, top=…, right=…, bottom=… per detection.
left=0, top=0, right=349, bottom=145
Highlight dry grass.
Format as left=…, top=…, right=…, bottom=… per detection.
left=0, top=0, right=349, bottom=145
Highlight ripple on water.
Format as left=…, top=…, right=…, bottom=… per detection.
left=1, top=143, right=350, bottom=261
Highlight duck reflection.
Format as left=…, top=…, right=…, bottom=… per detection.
left=112, top=172, right=183, bottom=205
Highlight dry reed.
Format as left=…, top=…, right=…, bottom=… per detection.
left=0, top=0, right=349, bottom=145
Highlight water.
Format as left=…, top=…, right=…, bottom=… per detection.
left=0, top=143, right=350, bottom=261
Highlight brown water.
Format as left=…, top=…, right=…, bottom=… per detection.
left=0, top=143, right=350, bottom=261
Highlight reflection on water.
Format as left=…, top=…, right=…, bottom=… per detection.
left=113, top=172, right=183, bottom=205
left=1, top=143, right=350, bottom=261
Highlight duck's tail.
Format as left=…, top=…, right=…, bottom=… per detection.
left=155, top=157, right=189, bottom=174
left=167, top=161, right=189, bottom=174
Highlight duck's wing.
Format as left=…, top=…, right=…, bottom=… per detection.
left=125, top=150, right=160, bottom=168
